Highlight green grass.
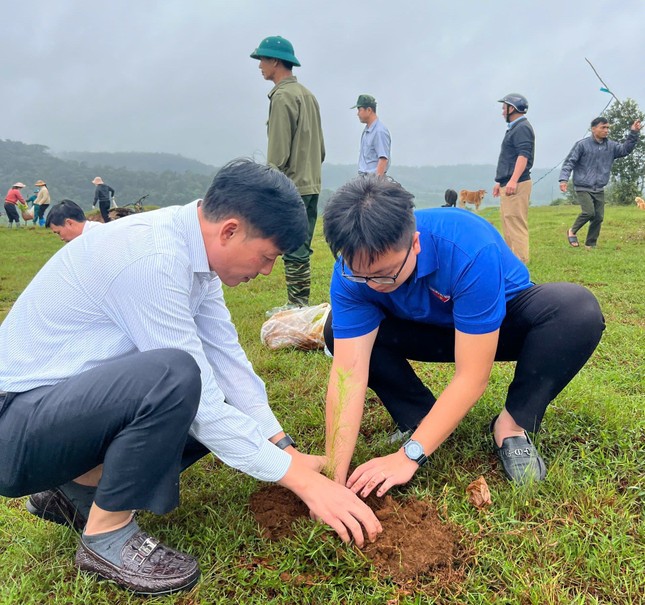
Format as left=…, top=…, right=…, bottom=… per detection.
left=1, top=206, right=644, bottom=604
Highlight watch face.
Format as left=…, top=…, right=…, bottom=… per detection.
left=405, top=440, right=424, bottom=460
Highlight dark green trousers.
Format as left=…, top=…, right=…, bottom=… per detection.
left=571, top=190, right=605, bottom=247
left=283, top=194, right=318, bottom=306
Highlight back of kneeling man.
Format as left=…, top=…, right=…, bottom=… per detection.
left=322, top=176, right=605, bottom=497
left=0, top=160, right=381, bottom=596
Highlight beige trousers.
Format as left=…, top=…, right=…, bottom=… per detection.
left=500, top=179, right=531, bottom=264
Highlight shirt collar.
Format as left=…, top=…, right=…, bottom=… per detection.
left=177, top=200, right=212, bottom=274
left=507, top=115, right=527, bottom=130
left=364, top=118, right=379, bottom=133
left=412, top=230, right=438, bottom=282
left=268, top=76, right=298, bottom=99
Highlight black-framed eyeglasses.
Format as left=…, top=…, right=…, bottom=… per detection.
left=341, top=240, right=413, bottom=285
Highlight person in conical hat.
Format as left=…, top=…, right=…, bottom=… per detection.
left=4, top=183, right=26, bottom=228
left=92, top=177, right=114, bottom=222
left=34, top=179, right=51, bottom=227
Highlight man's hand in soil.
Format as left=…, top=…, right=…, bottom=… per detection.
left=347, top=450, right=418, bottom=498
left=278, top=456, right=382, bottom=546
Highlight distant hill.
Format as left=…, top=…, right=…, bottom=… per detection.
left=53, top=151, right=217, bottom=176
left=0, top=141, right=214, bottom=210
left=2, top=140, right=563, bottom=212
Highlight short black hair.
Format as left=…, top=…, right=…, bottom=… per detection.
left=201, top=159, right=307, bottom=254
left=323, top=176, right=416, bottom=267
left=45, top=199, right=86, bottom=228
left=591, top=117, right=609, bottom=128
left=444, top=189, right=458, bottom=206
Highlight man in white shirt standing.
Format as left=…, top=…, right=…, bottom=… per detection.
left=352, top=94, right=391, bottom=177
left=0, top=160, right=381, bottom=596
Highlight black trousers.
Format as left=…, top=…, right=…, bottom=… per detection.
left=98, top=200, right=111, bottom=222
left=0, top=349, right=207, bottom=515
left=36, top=203, right=49, bottom=221
left=4, top=203, right=20, bottom=224
left=324, top=283, right=605, bottom=433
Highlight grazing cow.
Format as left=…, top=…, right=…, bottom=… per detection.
left=459, top=189, right=486, bottom=210
left=635, top=196, right=645, bottom=210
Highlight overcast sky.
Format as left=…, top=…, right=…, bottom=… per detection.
left=3, top=0, right=644, bottom=172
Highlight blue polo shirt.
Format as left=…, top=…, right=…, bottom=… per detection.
left=330, top=208, right=533, bottom=338
left=358, top=118, right=391, bottom=173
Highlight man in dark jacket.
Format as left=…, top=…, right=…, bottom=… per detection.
left=561, top=117, right=641, bottom=249
left=92, top=176, right=115, bottom=223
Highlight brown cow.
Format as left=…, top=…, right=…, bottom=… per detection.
left=459, top=189, right=486, bottom=210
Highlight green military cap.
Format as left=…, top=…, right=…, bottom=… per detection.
left=351, top=94, right=377, bottom=109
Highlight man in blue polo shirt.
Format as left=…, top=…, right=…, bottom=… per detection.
left=322, top=176, right=604, bottom=494
left=352, top=94, right=391, bottom=177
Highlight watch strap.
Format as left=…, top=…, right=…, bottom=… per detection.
left=275, top=434, right=297, bottom=450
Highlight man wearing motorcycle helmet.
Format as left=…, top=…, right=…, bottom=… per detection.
left=493, top=93, right=535, bottom=264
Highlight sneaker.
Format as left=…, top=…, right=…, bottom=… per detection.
left=490, top=417, right=546, bottom=483
left=26, top=488, right=88, bottom=532
left=75, top=530, right=200, bottom=595
left=265, top=303, right=300, bottom=318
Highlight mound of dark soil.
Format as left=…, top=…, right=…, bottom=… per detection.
left=249, top=485, right=464, bottom=583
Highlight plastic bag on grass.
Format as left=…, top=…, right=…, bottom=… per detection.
left=261, top=303, right=331, bottom=351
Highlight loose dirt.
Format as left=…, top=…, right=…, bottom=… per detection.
left=249, top=485, right=466, bottom=584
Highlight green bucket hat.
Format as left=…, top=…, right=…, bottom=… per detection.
left=250, top=36, right=301, bottom=67
left=351, top=94, right=377, bottom=110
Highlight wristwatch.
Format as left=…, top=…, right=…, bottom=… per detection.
left=402, top=438, right=428, bottom=466
left=274, top=434, right=297, bottom=450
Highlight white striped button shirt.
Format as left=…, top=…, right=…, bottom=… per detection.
left=0, top=201, right=291, bottom=482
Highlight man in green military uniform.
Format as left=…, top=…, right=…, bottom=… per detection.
left=251, top=35, right=325, bottom=314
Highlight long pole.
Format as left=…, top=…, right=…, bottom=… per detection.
left=585, top=57, right=622, bottom=106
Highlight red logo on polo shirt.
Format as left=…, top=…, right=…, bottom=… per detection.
left=429, top=287, right=451, bottom=302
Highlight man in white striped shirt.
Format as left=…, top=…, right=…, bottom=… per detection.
left=0, top=160, right=381, bottom=595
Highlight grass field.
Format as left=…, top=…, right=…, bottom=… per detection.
left=0, top=205, right=644, bottom=604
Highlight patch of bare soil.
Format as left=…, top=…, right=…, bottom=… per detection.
left=249, top=485, right=310, bottom=541
left=249, top=485, right=466, bottom=584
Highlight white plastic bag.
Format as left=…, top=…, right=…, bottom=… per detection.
left=260, top=303, right=331, bottom=351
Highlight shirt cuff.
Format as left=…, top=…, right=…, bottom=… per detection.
left=252, top=406, right=284, bottom=440
left=245, top=439, right=292, bottom=482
